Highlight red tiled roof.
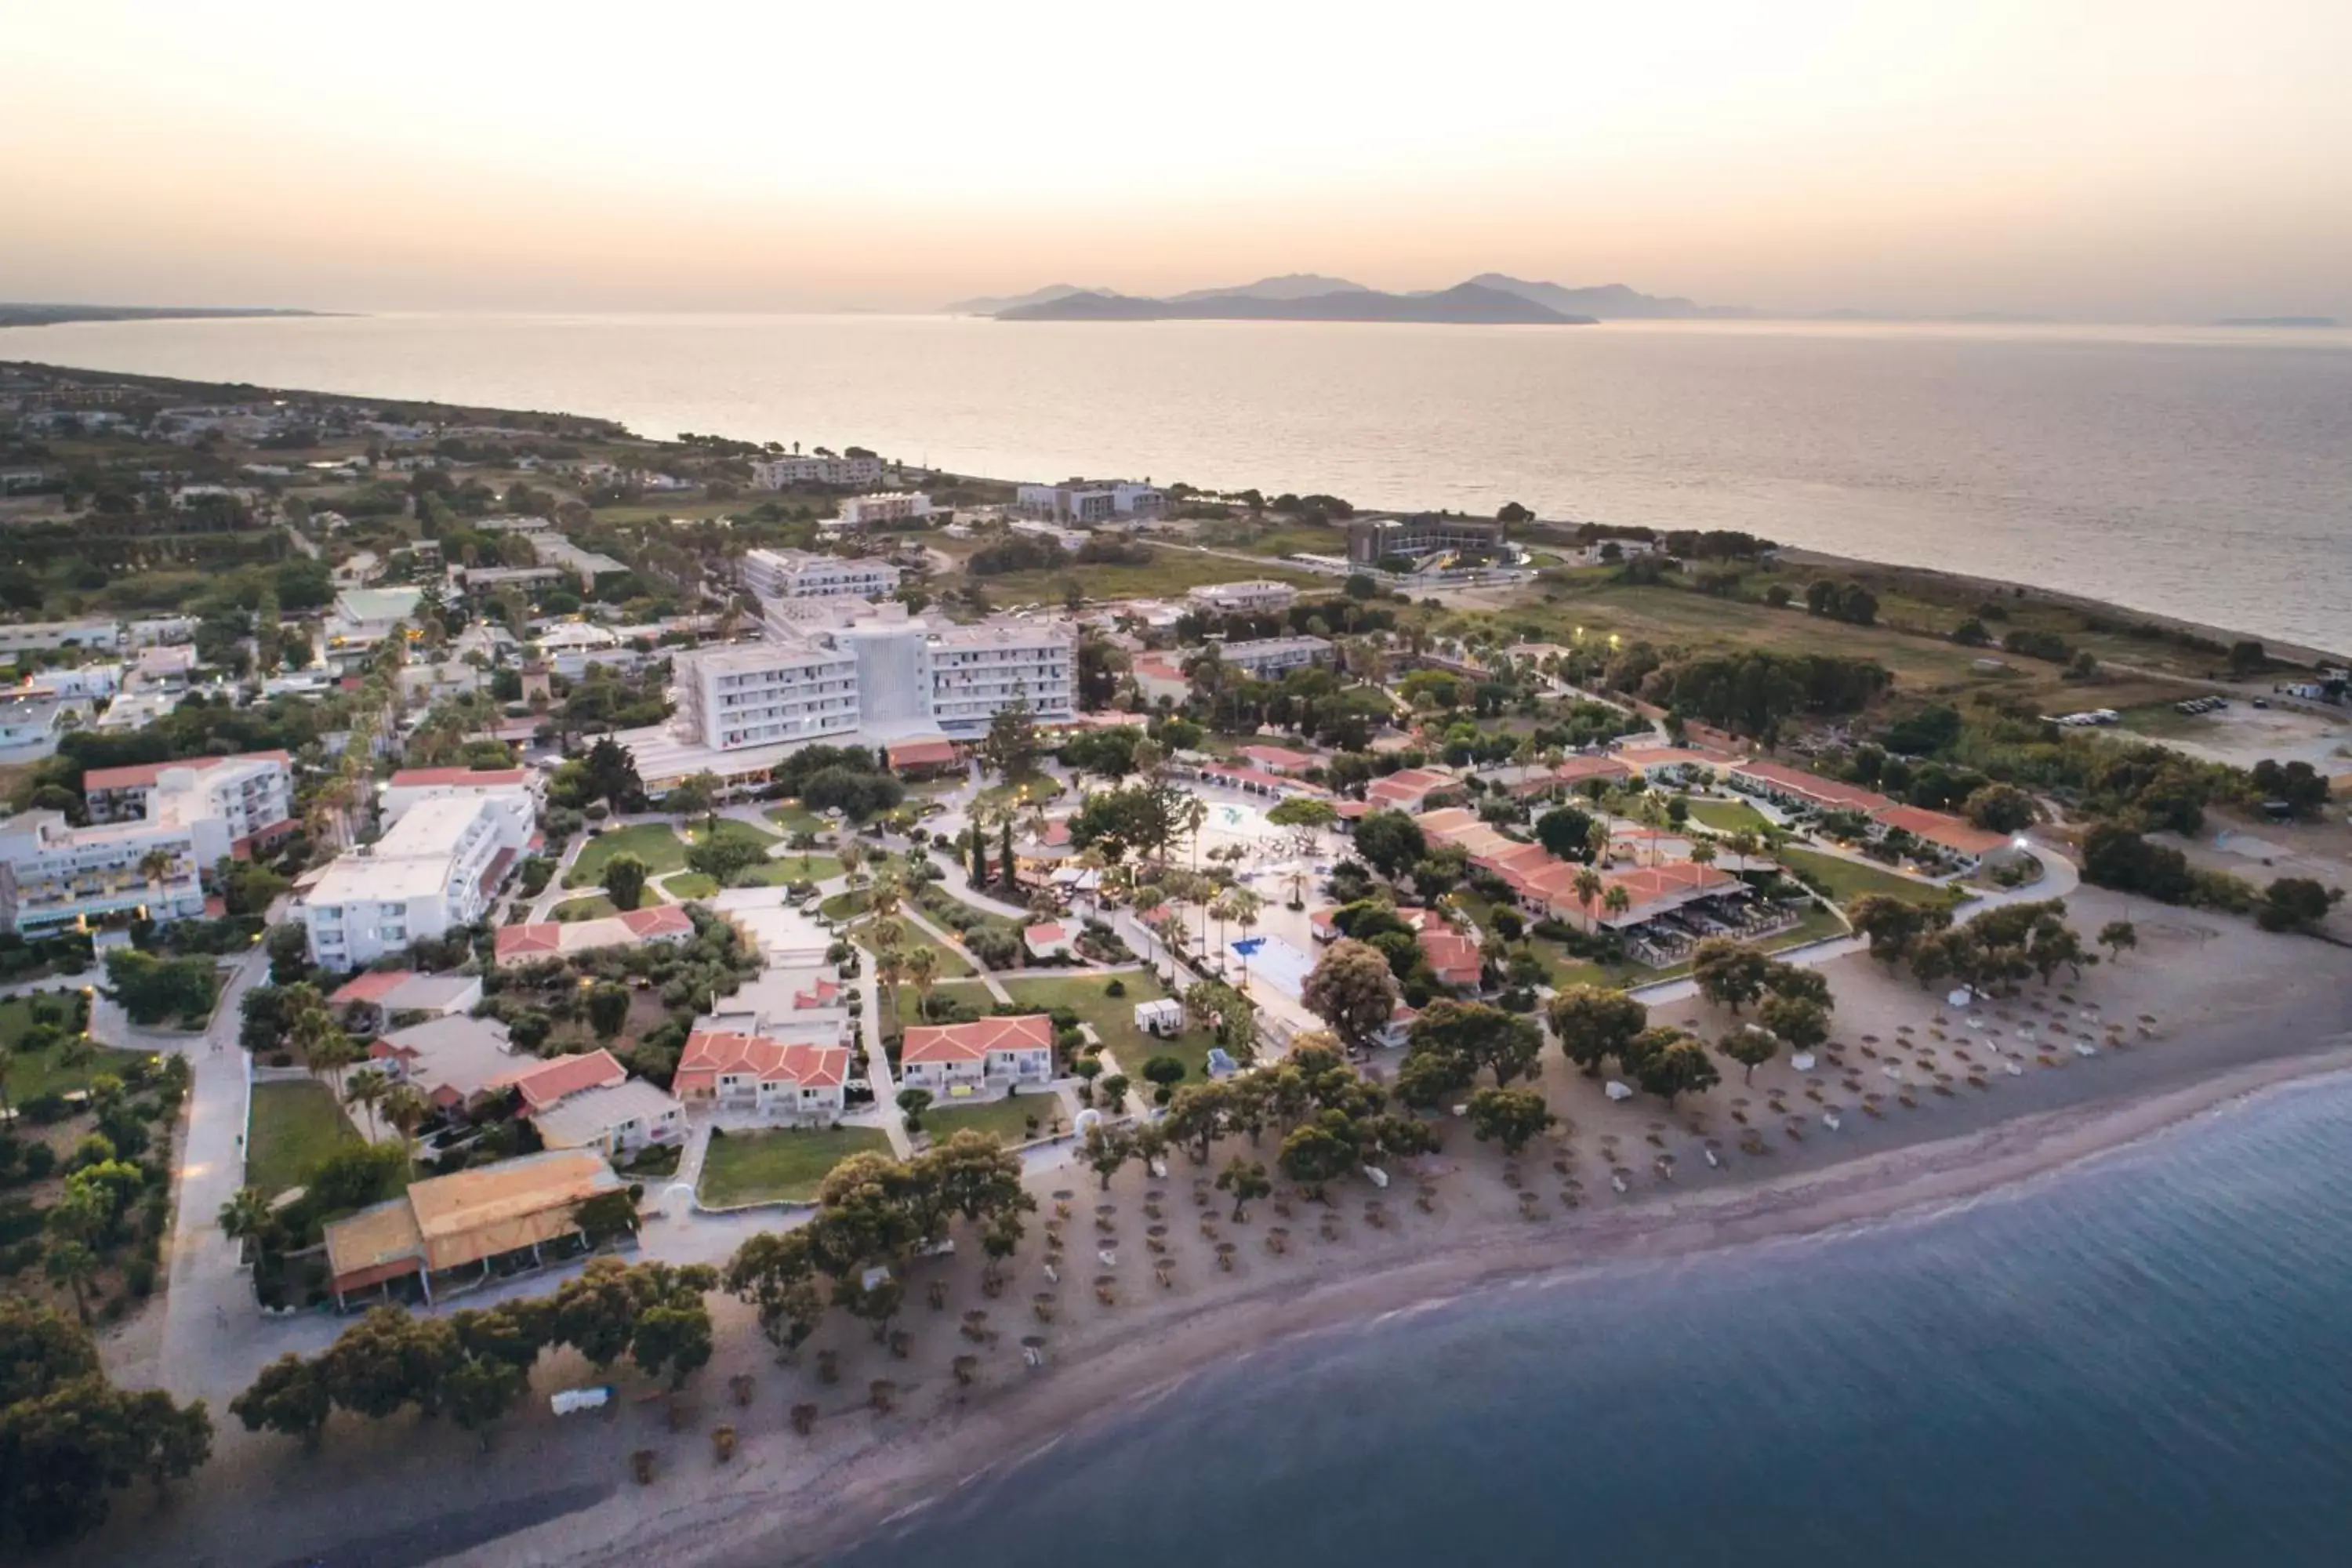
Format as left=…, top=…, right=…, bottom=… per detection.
left=619, top=905, right=695, bottom=938
left=887, top=739, right=960, bottom=768
left=83, top=749, right=292, bottom=791
left=1366, top=768, right=1455, bottom=806
left=1618, top=747, right=1724, bottom=773
left=1555, top=754, right=1635, bottom=784
left=1238, top=744, right=1315, bottom=770
left=677, top=1030, right=849, bottom=1089
left=902, top=1013, right=1054, bottom=1065
left=493, top=924, right=564, bottom=961
left=1334, top=800, right=1370, bottom=819
left=332, top=971, right=413, bottom=1007
left=1599, top=862, right=1737, bottom=909
left=1730, top=760, right=1889, bottom=812
left=389, top=768, right=528, bottom=787
left=1871, top=804, right=2009, bottom=855
left=1412, top=807, right=1480, bottom=837
left=1024, top=922, right=1069, bottom=946
left=497, top=1049, right=627, bottom=1112
left=1417, top=928, right=1483, bottom=985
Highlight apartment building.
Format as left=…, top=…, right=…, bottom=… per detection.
left=739, top=547, right=902, bottom=601
left=662, top=605, right=1073, bottom=756
left=1211, top=635, right=1334, bottom=681
left=1346, top=514, right=1506, bottom=567
left=82, top=750, right=296, bottom=863
left=300, top=795, right=528, bottom=971
left=0, top=812, right=203, bottom=935
left=672, top=641, right=862, bottom=752
left=1014, top=478, right=1166, bottom=524
left=379, top=768, right=542, bottom=840
left=1187, top=580, right=1298, bottom=615
left=748, top=453, right=884, bottom=488
left=836, top=492, right=932, bottom=528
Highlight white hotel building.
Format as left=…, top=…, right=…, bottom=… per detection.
left=0, top=750, right=297, bottom=935
left=1187, top=580, right=1299, bottom=615
left=299, top=796, right=530, bottom=971
left=835, top=492, right=932, bottom=528
left=739, top=548, right=902, bottom=601
left=641, top=604, right=1073, bottom=786
left=748, top=454, right=884, bottom=488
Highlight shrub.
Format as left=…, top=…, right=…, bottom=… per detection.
left=1104, top=978, right=1127, bottom=997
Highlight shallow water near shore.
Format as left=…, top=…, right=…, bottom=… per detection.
left=826, top=1070, right=2352, bottom=1568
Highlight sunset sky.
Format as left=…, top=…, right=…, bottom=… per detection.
left=7, top=0, right=2350, bottom=319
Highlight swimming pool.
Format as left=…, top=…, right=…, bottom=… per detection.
left=1229, top=933, right=1315, bottom=1002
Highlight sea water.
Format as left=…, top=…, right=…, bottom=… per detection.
left=16, top=314, right=2352, bottom=649
left=828, top=1074, right=2352, bottom=1567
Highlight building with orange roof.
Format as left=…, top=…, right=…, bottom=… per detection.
left=492, top=904, right=697, bottom=966
left=1236, top=743, right=1317, bottom=775
left=1417, top=925, right=1484, bottom=989
left=1869, top=804, right=2010, bottom=863
left=322, top=1148, right=622, bottom=1308
left=899, top=1014, right=1055, bottom=1094
left=495, top=1049, right=628, bottom=1112
left=673, top=1029, right=851, bottom=1121
left=1725, top=759, right=1890, bottom=815
left=1363, top=767, right=1462, bottom=815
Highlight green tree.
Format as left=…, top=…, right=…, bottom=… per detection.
left=1351, top=810, right=1427, bottom=881
left=2258, top=877, right=2341, bottom=935
left=1690, top=937, right=1773, bottom=1014
left=1547, top=985, right=1647, bottom=1075
left=1717, top=1025, right=1779, bottom=1086
left=1082, top=1123, right=1135, bottom=1191
left=896, top=1086, right=934, bottom=1133
left=1759, top=993, right=1831, bottom=1062
left=1300, top=938, right=1400, bottom=1053
left=600, top=853, right=650, bottom=912
left=1627, top=1029, right=1720, bottom=1105
left=723, top=1230, right=827, bottom=1356
left=1276, top=1118, right=1356, bottom=1200
left=2096, top=920, right=2138, bottom=962
left=230, top=1353, right=332, bottom=1451
left=586, top=983, right=632, bottom=1038
left=1962, top=783, right=2036, bottom=833
left=1465, top=1085, right=1556, bottom=1155
left=630, top=1304, right=713, bottom=1392
left=684, top=834, right=765, bottom=887
left=442, top=1356, right=528, bottom=1451
left=1214, top=1157, right=1272, bottom=1221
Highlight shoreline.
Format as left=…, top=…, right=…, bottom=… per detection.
left=5, top=353, right=2346, bottom=664
left=463, top=1023, right=2352, bottom=1568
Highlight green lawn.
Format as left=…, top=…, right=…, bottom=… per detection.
left=564, top=823, right=688, bottom=887
left=662, top=873, right=720, bottom=900
left=852, top=916, right=975, bottom=980
left=553, top=891, right=666, bottom=921
left=246, top=1080, right=361, bottom=1198
left=2, top=1043, right=155, bottom=1105
left=685, top=818, right=779, bottom=851
left=998, top=972, right=1220, bottom=1084
left=974, top=771, right=1065, bottom=814
left=1775, top=845, right=1965, bottom=911
left=1686, top=797, right=1773, bottom=833
left=764, top=804, right=833, bottom=837
left=820, top=889, right=872, bottom=922
left=895, top=979, right=990, bottom=1027
left=916, top=1091, right=1056, bottom=1148
left=697, top=1127, right=893, bottom=1207
left=746, top=853, right=842, bottom=886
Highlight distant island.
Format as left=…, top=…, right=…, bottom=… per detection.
left=954, top=272, right=1747, bottom=322
left=0, top=303, right=327, bottom=329
left=996, top=280, right=1595, bottom=325
left=2214, top=316, right=2339, bottom=329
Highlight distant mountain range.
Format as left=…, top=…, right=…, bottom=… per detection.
left=2214, top=315, right=2338, bottom=328
left=952, top=273, right=1752, bottom=323
left=0, top=303, right=325, bottom=328
left=993, top=280, right=1595, bottom=325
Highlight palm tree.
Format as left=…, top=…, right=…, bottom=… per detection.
left=1602, top=884, right=1633, bottom=927
left=1573, top=867, right=1605, bottom=933
left=1585, top=818, right=1611, bottom=865
left=381, top=1083, right=430, bottom=1144
left=869, top=870, right=903, bottom=924
left=903, top=945, right=940, bottom=1025
left=1690, top=840, right=1719, bottom=873
left=343, top=1066, right=390, bottom=1139
left=0, top=1044, right=14, bottom=1123
left=1229, top=889, right=1264, bottom=989
left=1207, top=894, right=1236, bottom=963
left=1726, top=829, right=1760, bottom=874
left=837, top=838, right=866, bottom=889
left=136, top=848, right=179, bottom=911
left=874, top=936, right=909, bottom=1024
left=45, top=1240, right=98, bottom=1323
left=218, top=1186, right=271, bottom=1257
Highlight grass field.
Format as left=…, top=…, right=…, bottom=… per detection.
left=1776, top=845, right=1964, bottom=911
left=916, top=1092, right=1055, bottom=1148
left=750, top=852, right=842, bottom=885
left=246, top=1080, right=362, bottom=1198
left=896, top=979, right=990, bottom=1028
left=661, top=873, right=720, bottom=899
left=0, top=996, right=151, bottom=1102
left=851, top=917, right=975, bottom=981
left=974, top=546, right=1323, bottom=605
left=764, top=804, right=833, bottom=837
left=564, top=823, right=688, bottom=887
left=686, top=818, right=779, bottom=851
left=553, top=891, right=666, bottom=921
left=997, top=972, right=1220, bottom=1085
left=1686, top=797, right=1773, bottom=833
left=697, top=1126, right=892, bottom=1207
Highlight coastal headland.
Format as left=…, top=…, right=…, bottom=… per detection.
left=2, top=361, right=2343, bottom=1568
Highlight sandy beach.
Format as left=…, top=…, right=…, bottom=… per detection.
left=71, top=880, right=2352, bottom=1568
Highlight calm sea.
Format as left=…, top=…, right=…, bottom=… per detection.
left=826, top=1076, right=2352, bottom=1568
left=13, top=314, right=2352, bottom=650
